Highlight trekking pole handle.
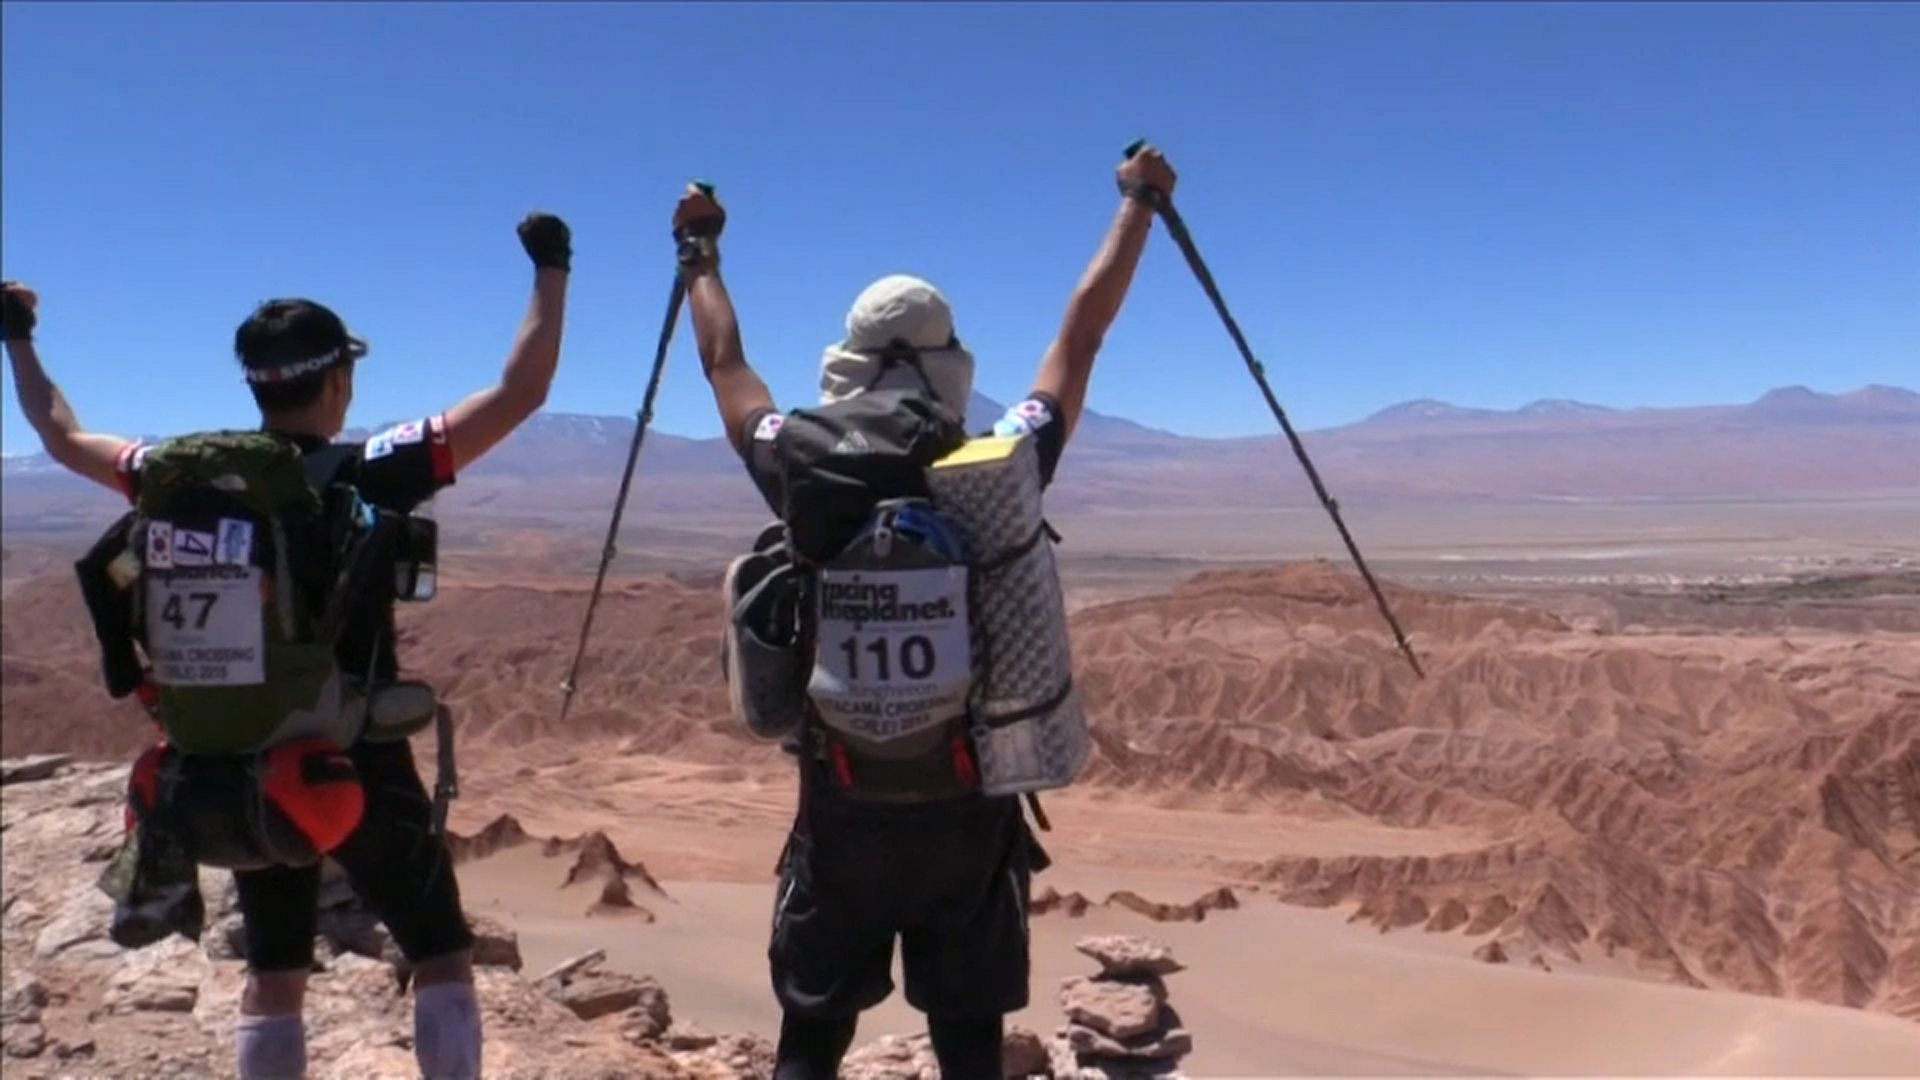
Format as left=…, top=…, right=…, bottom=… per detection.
left=1118, top=139, right=1168, bottom=211
left=677, top=179, right=724, bottom=241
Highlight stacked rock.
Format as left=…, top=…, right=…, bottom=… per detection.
left=1051, top=935, right=1194, bottom=1079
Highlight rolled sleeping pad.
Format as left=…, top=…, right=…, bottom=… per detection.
left=926, top=432, right=1088, bottom=795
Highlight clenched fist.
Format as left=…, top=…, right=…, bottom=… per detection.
left=1117, top=143, right=1178, bottom=204
left=1, top=280, right=38, bottom=340
left=517, top=212, right=573, bottom=272
left=672, top=184, right=725, bottom=242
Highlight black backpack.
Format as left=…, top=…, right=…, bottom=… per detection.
left=772, top=389, right=969, bottom=563
left=763, top=389, right=986, bottom=801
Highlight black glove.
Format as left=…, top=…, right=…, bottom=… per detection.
left=1, top=281, right=36, bottom=340
left=517, top=213, right=572, bottom=272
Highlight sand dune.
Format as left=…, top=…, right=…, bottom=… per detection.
left=456, top=853, right=1920, bottom=1076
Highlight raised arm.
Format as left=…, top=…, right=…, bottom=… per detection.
left=441, top=213, right=573, bottom=473
left=2, top=282, right=135, bottom=493
left=672, top=185, right=774, bottom=454
left=1031, top=144, right=1179, bottom=443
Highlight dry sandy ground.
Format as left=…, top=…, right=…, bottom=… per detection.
left=447, top=771, right=1920, bottom=1076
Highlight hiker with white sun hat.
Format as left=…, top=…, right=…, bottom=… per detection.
left=671, top=143, right=1177, bottom=1079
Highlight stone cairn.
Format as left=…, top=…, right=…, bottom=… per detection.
left=1049, top=935, right=1194, bottom=1079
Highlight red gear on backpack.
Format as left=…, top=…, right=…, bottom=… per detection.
left=259, top=737, right=365, bottom=857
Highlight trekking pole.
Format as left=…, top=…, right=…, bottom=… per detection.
left=556, top=182, right=722, bottom=722
left=1123, top=140, right=1425, bottom=679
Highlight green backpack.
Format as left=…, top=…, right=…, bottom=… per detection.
left=125, top=431, right=393, bottom=755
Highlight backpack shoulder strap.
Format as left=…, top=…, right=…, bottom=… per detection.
left=299, top=443, right=394, bottom=645
left=301, top=443, right=361, bottom=492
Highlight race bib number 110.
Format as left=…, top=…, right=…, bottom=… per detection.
left=145, top=566, right=266, bottom=687
left=810, top=566, right=971, bottom=742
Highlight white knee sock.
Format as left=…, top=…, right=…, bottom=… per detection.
left=414, top=981, right=483, bottom=1080
left=236, top=1013, right=307, bottom=1080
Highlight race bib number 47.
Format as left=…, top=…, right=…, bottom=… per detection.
left=811, top=567, right=971, bottom=742
left=145, top=566, right=266, bottom=687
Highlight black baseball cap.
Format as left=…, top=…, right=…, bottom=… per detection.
left=235, top=298, right=368, bottom=385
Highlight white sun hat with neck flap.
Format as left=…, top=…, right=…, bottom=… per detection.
left=819, top=274, right=975, bottom=413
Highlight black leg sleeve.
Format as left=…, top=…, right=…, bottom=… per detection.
left=928, top=1011, right=1006, bottom=1080
left=774, top=1011, right=858, bottom=1080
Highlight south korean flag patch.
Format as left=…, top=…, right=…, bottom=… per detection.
left=365, top=418, right=426, bottom=461
left=752, top=412, right=785, bottom=443
left=145, top=521, right=175, bottom=569
left=994, top=397, right=1054, bottom=439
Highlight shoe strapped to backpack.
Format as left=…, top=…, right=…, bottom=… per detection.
left=723, top=523, right=811, bottom=741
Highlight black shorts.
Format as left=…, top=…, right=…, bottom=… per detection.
left=235, top=739, right=472, bottom=972
left=769, top=778, right=1042, bottom=1018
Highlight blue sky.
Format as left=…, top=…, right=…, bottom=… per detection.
left=3, top=2, right=1916, bottom=452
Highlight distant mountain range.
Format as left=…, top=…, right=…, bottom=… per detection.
left=6, top=385, right=1918, bottom=533
left=1353, top=384, right=1920, bottom=432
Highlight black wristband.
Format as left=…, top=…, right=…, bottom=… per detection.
left=1119, top=180, right=1166, bottom=210
left=676, top=235, right=721, bottom=278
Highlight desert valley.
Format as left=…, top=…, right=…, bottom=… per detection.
left=4, top=384, right=1918, bottom=1077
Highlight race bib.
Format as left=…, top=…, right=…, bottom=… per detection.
left=145, top=566, right=266, bottom=687
left=810, top=566, right=971, bottom=742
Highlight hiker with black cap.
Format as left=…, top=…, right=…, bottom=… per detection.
left=673, top=144, right=1177, bottom=1078
left=2, top=210, right=573, bottom=1080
